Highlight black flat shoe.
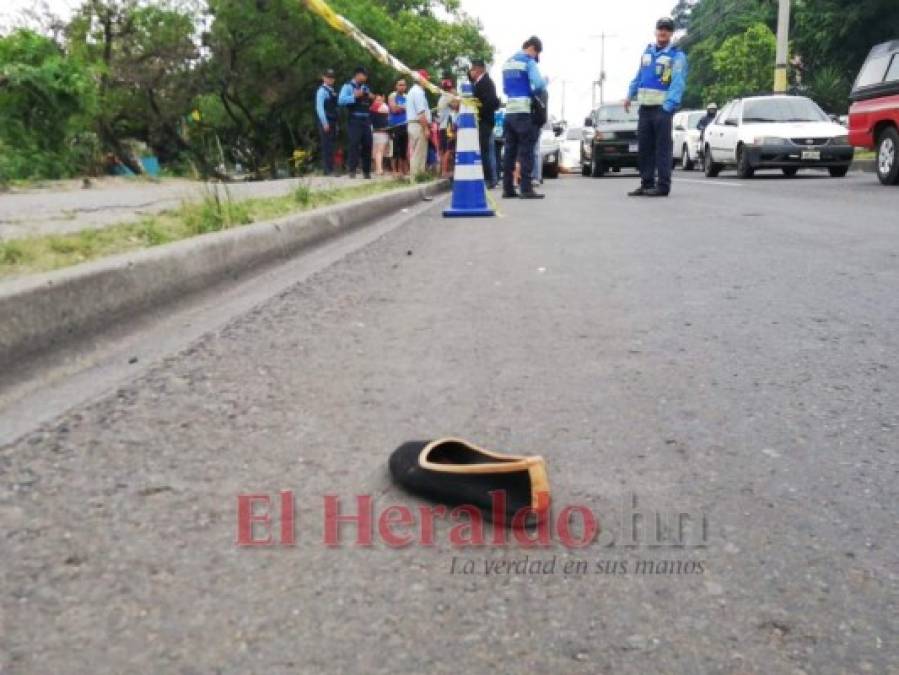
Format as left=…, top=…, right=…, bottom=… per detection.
left=519, top=191, right=545, bottom=199
left=389, top=438, right=550, bottom=527
left=502, top=191, right=519, bottom=199
left=643, top=188, right=669, bottom=197
left=628, top=187, right=650, bottom=197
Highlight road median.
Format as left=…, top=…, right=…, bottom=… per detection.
left=0, top=180, right=447, bottom=370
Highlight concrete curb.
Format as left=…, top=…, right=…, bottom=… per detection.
left=0, top=180, right=448, bottom=369
left=851, top=159, right=876, bottom=173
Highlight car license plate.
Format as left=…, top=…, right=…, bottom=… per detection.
left=801, top=150, right=821, bottom=161
left=628, top=143, right=639, bottom=153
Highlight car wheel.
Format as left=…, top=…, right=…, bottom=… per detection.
left=828, top=166, right=849, bottom=178
left=876, top=127, right=899, bottom=185
left=683, top=145, right=695, bottom=171
left=704, top=145, right=722, bottom=178
left=591, top=154, right=606, bottom=178
left=782, top=168, right=798, bottom=177
left=581, top=162, right=591, bottom=177
left=736, top=145, right=754, bottom=179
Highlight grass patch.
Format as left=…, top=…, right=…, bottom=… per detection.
left=0, top=178, right=418, bottom=279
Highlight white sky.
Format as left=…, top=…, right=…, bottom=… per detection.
left=459, top=0, right=677, bottom=123
left=2, top=0, right=677, bottom=123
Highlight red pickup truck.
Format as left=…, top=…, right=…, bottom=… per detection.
left=848, top=40, right=899, bottom=185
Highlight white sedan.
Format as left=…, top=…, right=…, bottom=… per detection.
left=703, top=95, right=854, bottom=178
left=560, top=127, right=583, bottom=172
left=672, top=110, right=705, bottom=171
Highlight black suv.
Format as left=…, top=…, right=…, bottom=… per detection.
left=581, top=103, right=640, bottom=177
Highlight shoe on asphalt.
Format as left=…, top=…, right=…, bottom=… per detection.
left=388, top=438, right=551, bottom=526
left=520, top=191, right=545, bottom=200
left=643, top=188, right=670, bottom=197
left=502, top=191, right=520, bottom=199
left=628, top=187, right=651, bottom=197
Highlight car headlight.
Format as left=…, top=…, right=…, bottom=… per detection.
left=752, top=136, right=786, bottom=145
left=828, top=135, right=850, bottom=146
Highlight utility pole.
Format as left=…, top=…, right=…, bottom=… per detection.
left=588, top=32, right=617, bottom=111
left=599, top=31, right=608, bottom=106
left=774, top=0, right=791, bottom=93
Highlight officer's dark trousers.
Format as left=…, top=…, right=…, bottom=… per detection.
left=479, top=122, right=496, bottom=186
left=318, top=121, right=337, bottom=175
left=503, top=113, right=538, bottom=194
left=638, top=105, right=674, bottom=193
left=347, top=117, right=373, bottom=175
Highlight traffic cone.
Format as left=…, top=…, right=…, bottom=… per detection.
left=443, top=81, right=495, bottom=218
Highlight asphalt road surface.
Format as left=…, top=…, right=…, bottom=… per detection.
left=2, top=171, right=897, bottom=674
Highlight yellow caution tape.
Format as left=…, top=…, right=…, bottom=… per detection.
left=302, top=0, right=459, bottom=99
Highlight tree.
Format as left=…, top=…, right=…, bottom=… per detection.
left=0, top=29, right=97, bottom=180
left=676, top=0, right=899, bottom=113
left=66, top=0, right=204, bottom=174
left=0, top=0, right=492, bottom=180
left=705, top=23, right=776, bottom=104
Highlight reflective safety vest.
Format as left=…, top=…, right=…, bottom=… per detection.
left=635, top=44, right=682, bottom=106
left=317, top=84, right=338, bottom=122
left=502, top=51, right=533, bottom=115
left=345, top=80, right=371, bottom=119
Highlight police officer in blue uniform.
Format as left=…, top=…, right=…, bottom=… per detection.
left=339, top=66, right=374, bottom=179
left=624, top=17, right=688, bottom=197
left=502, top=36, right=547, bottom=199
left=315, top=68, right=338, bottom=175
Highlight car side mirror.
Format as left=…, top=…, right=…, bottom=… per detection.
left=584, top=117, right=593, bottom=127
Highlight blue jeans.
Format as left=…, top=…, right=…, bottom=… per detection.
left=503, top=113, right=538, bottom=194
left=638, top=106, right=674, bottom=193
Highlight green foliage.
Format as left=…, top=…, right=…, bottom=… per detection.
left=0, top=0, right=491, bottom=181
left=182, top=187, right=253, bottom=235
left=706, top=23, right=776, bottom=104
left=0, top=29, right=98, bottom=181
left=0, top=240, right=28, bottom=265
left=294, top=183, right=313, bottom=206
left=677, top=0, right=899, bottom=112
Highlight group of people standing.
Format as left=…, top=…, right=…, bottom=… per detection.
left=315, top=66, right=456, bottom=180
left=315, top=66, right=432, bottom=179
left=315, top=18, right=689, bottom=200
left=314, top=61, right=502, bottom=185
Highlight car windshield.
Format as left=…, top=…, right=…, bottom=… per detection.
left=741, top=98, right=829, bottom=123
left=595, top=104, right=638, bottom=123
left=566, top=128, right=583, bottom=140
left=855, top=53, right=892, bottom=88
left=687, top=112, right=705, bottom=129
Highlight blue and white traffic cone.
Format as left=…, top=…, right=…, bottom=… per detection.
left=443, top=81, right=495, bottom=218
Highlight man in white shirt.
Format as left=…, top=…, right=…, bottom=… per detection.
left=406, top=70, right=433, bottom=180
